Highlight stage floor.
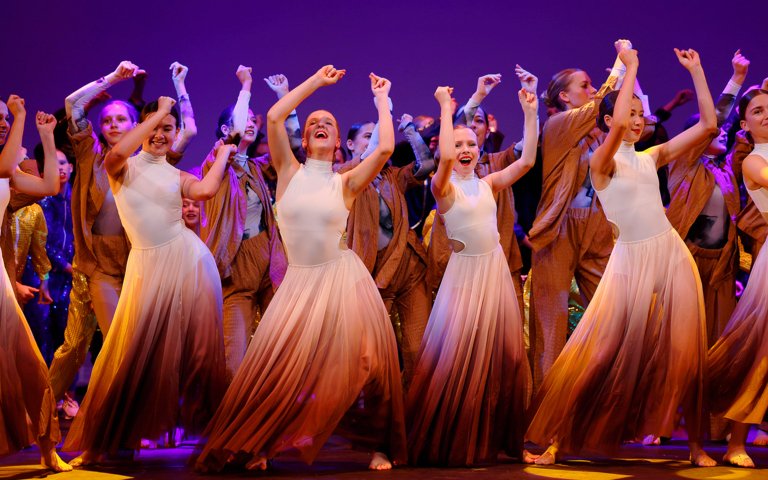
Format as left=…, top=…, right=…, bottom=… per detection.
left=2, top=440, right=767, bottom=479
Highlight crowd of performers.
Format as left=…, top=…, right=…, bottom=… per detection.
left=3, top=38, right=768, bottom=474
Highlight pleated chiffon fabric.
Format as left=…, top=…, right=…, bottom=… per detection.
left=407, top=173, right=531, bottom=466
left=64, top=152, right=226, bottom=454
left=195, top=159, right=406, bottom=472
left=526, top=144, right=707, bottom=455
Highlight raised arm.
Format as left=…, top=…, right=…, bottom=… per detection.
left=11, top=113, right=60, bottom=196
left=714, top=50, right=749, bottom=126
left=649, top=49, right=718, bottom=168
left=65, top=61, right=143, bottom=132
left=484, top=89, right=539, bottom=193
left=431, top=86, right=457, bottom=212
left=0, top=95, right=26, bottom=177
left=342, top=74, right=394, bottom=205
left=399, top=114, right=435, bottom=179
left=461, top=74, right=502, bottom=124
left=590, top=48, right=639, bottom=190
left=265, top=74, right=302, bottom=152
left=181, top=142, right=236, bottom=201
left=231, top=65, right=253, bottom=137
left=105, top=96, right=176, bottom=179
left=170, top=62, right=197, bottom=153
left=266, top=65, right=345, bottom=178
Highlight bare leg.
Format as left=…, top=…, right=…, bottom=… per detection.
left=369, top=451, right=392, bottom=470
left=724, top=422, right=755, bottom=468
left=38, top=438, right=73, bottom=472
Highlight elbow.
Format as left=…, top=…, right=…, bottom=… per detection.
left=0, top=166, right=14, bottom=178
left=266, top=109, right=283, bottom=125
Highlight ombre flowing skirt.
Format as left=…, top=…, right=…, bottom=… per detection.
left=63, top=230, right=226, bottom=454
left=194, top=249, right=406, bottom=472
left=0, top=247, right=60, bottom=455
left=407, top=245, right=531, bottom=466
left=708, top=237, right=768, bottom=424
left=526, top=227, right=707, bottom=455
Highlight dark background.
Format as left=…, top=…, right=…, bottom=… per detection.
left=2, top=0, right=766, bottom=170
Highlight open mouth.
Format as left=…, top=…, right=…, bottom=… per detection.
left=314, top=130, right=328, bottom=139
left=458, top=155, right=472, bottom=166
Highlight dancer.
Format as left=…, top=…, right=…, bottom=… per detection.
left=526, top=47, right=717, bottom=467
left=64, top=97, right=226, bottom=465
left=195, top=67, right=406, bottom=473
left=0, top=95, right=71, bottom=472
left=708, top=88, right=768, bottom=468
left=528, top=40, right=631, bottom=387
left=49, top=60, right=195, bottom=402
left=407, top=83, right=537, bottom=466
left=201, top=65, right=287, bottom=381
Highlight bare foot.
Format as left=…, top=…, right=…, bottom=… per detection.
left=642, top=434, right=660, bottom=446
left=245, top=455, right=268, bottom=471
left=690, top=449, right=716, bottom=467
left=69, top=450, right=97, bottom=467
left=753, top=429, right=768, bottom=446
left=534, top=446, right=557, bottom=465
left=369, top=452, right=392, bottom=470
left=41, top=449, right=73, bottom=472
left=724, top=450, right=755, bottom=468
left=522, top=449, right=539, bottom=464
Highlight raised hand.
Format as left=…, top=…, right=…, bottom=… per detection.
left=170, top=61, right=189, bottom=85
left=6, top=94, right=25, bottom=116
left=614, top=38, right=633, bottom=53
left=673, top=89, right=695, bottom=107
left=157, top=96, right=177, bottom=114
left=515, top=64, right=538, bottom=94
left=398, top=113, right=414, bottom=132
left=370, top=73, right=391, bottom=98
left=236, top=65, right=253, bottom=86
left=619, top=48, right=639, bottom=68
left=35, top=111, right=56, bottom=134
left=731, top=49, right=749, bottom=82
left=518, top=88, right=538, bottom=114
left=112, top=60, right=144, bottom=80
left=476, top=74, right=502, bottom=97
left=314, top=65, right=346, bottom=87
left=434, top=86, right=454, bottom=106
left=674, top=48, right=701, bottom=71
left=264, top=74, right=290, bottom=96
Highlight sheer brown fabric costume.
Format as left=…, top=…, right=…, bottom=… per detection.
left=426, top=146, right=525, bottom=311
left=200, top=149, right=287, bottom=380
left=729, top=132, right=768, bottom=259
left=666, top=132, right=740, bottom=347
left=527, top=76, right=617, bottom=388
left=341, top=160, right=430, bottom=382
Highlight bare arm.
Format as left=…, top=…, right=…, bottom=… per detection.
left=182, top=142, right=235, bottom=201
left=266, top=65, right=345, bottom=180
left=484, top=89, right=539, bottom=193
left=649, top=49, right=718, bottom=168
left=265, top=74, right=302, bottom=151
left=170, top=62, right=197, bottom=153
left=0, top=95, right=26, bottom=177
left=342, top=74, right=394, bottom=207
left=11, top=113, right=60, bottom=196
left=461, top=74, right=502, bottom=123
left=590, top=49, right=639, bottom=190
left=742, top=154, right=768, bottom=190
left=105, top=96, right=177, bottom=179
left=431, top=86, right=457, bottom=213
left=65, top=61, right=142, bottom=132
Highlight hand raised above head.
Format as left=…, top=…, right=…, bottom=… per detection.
left=434, top=86, right=454, bottom=106
left=515, top=65, right=538, bottom=94
left=314, top=65, right=346, bottom=86
left=674, top=48, right=701, bottom=71
left=518, top=88, right=538, bottom=113
left=619, top=48, right=639, bottom=68
left=114, top=60, right=143, bottom=80
left=370, top=73, right=391, bottom=97
left=476, top=74, right=502, bottom=96
left=35, top=111, right=56, bottom=133
left=5, top=94, right=25, bottom=116
left=157, top=96, right=177, bottom=113
left=236, top=65, right=253, bottom=85
left=731, top=49, right=750, bottom=77
left=614, top=38, right=633, bottom=53
left=170, top=62, right=189, bottom=83
left=264, top=74, right=290, bottom=94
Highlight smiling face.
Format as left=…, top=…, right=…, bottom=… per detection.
left=623, top=97, right=645, bottom=143
left=302, top=110, right=340, bottom=160
left=55, top=150, right=73, bottom=185
left=705, top=128, right=728, bottom=156
left=182, top=197, right=200, bottom=229
left=741, top=92, right=768, bottom=144
left=453, top=126, right=480, bottom=177
left=141, top=113, right=178, bottom=156
left=0, top=101, right=9, bottom=146
left=99, top=102, right=137, bottom=147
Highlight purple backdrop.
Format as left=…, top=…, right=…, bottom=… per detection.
left=3, top=0, right=766, bottom=170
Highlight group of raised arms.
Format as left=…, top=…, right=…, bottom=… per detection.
left=2, top=37, right=768, bottom=475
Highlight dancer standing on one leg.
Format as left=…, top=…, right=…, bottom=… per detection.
left=407, top=83, right=538, bottom=467
left=0, top=96, right=71, bottom=472
left=708, top=87, right=768, bottom=469
left=195, top=67, right=406, bottom=473
left=64, top=97, right=227, bottom=466
left=526, top=46, right=717, bottom=467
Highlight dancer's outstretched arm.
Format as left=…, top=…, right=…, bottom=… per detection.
left=0, top=95, right=26, bottom=176
left=11, top=112, right=60, bottom=196
left=431, top=86, right=457, bottom=213
left=170, top=62, right=197, bottom=153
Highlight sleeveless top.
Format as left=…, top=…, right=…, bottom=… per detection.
left=0, top=178, right=9, bottom=226
left=113, top=151, right=184, bottom=249
left=595, top=142, right=671, bottom=242
left=442, top=171, right=500, bottom=256
left=276, top=159, right=349, bottom=266
left=747, top=144, right=768, bottom=214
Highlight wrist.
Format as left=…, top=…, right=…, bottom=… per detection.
left=730, top=74, right=746, bottom=87
left=104, top=72, right=120, bottom=84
